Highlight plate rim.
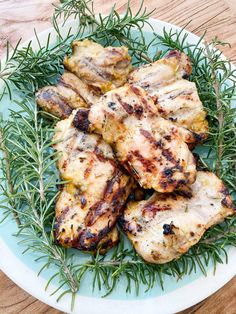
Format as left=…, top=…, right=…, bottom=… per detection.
left=0, top=16, right=235, bottom=314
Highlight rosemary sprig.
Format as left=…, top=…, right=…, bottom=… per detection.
left=0, top=0, right=235, bottom=307
left=0, top=123, right=21, bottom=225
left=0, top=101, right=79, bottom=307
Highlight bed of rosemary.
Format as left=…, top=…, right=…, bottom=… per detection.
left=0, top=0, right=235, bottom=308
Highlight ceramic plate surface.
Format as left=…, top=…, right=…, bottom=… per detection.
left=0, top=17, right=235, bottom=314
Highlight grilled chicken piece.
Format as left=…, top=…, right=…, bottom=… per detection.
left=129, top=50, right=208, bottom=140
left=36, top=71, right=100, bottom=119
left=120, top=171, right=235, bottom=264
left=53, top=112, right=133, bottom=251
left=64, top=39, right=133, bottom=94
left=74, top=84, right=197, bottom=193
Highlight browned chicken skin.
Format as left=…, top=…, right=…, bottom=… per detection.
left=129, top=50, right=209, bottom=141
left=35, top=71, right=100, bottom=119
left=120, top=171, right=235, bottom=264
left=53, top=112, right=133, bottom=251
left=35, top=41, right=232, bottom=263
left=36, top=40, right=133, bottom=119
left=64, top=39, right=133, bottom=94
left=35, top=40, right=134, bottom=252
left=74, top=84, right=197, bottom=193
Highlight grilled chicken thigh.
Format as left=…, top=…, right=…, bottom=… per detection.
left=53, top=112, right=133, bottom=251
left=35, top=71, right=100, bottom=119
left=36, top=39, right=133, bottom=119
left=120, top=171, right=235, bottom=264
left=129, top=50, right=208, bottom=140
left=64, top=39, right=133, bottom=94
left=74, top=84, right=197, bottom=193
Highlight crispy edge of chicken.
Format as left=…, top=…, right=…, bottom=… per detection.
left=64, top=39, right=133, bottom=93
left=120, top=171, right=235, bottom=264
left=53, top=112, right=134, bottom=251
left=128, top=50, right=209, bottom=141
left=35, top=71, right=101, bottom=119
left=73, top=84, right=197, bottom=193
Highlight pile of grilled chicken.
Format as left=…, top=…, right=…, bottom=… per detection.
left=36, top=39, right=235, bottom=264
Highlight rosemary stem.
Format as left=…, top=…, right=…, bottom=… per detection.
left=213, top=75, right=224, bottom=177
left=34, top=111, right=46, bottom=202
left=0, top=129, right=21, bottom=225
left=205, top=44, right=224, bottom=177
left=201, top=226, right=236, bottom=244
left=48, top=245, right=78, bottom=293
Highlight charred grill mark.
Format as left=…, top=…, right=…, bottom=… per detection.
left=168, top=90, right=193, bottom=100
left=85, top=185, right=127, bottom=230
left=177, top=188, right=193, bottom=199
left=132, top=150, right=156, bottom=173
left=74, top=230, right=98, bottom=251
left=140, top=82, right=150, bottom=89
left=82, top=58, right=114, bottom=81
left=119, top=217, right=140, bottom=235
left=118, top=216, right=127, bottom=230
left=85, top=201, right=104, bottom=227
left=79, top=227, right=113, bottom=252
left=104, top=170, right=122, bottom=197
left=162, top=148, right=176, bottom=164
left=221, top=197, right=235, bottom=210
left=98, top=237, right=118, bottom=253
left=130, top=85, right=143, bottom=97
left=80, top=195, right=87, bottom=208
left=159, top=180, right=172, bottom=191
left=220, top=185, right=235, bottom=210
left=84, top=166, right=92, bottom=179
left=108, top=101, right=117, bottom=110
left=93, top=146, right=117, bottom=168
left=54, top=205, right=70, bottom=229
left=98, top=226, right=110, bottom=239
left=130, top=85, right=151, bottom=108
left=192, top=132, right=203, bottom=143
left=124, top=161, right=141, bottom=181
left=84, top=157, right=94, bottom=179
left=134, top=104, right=144, bottom=119
left=72, top=225, right=116, bottom=252
left=56, top=182, right=64, bottom=191
left=58, top=77, right=86, bottom=103
left=165, top=50, right=192, bottom=77
left=111, top=187, right=127, bottom=210
left=163, top=222, right=175, bottom=235
left=71, top=213, right=77, bottom=219
left=163, top=135, right=171, bottom=142
left=140, top=129, right=163, bottom=149
left=73, top=109, right=90, bottom=132
left=59, top=77, right=78, bottom=93
left=220, top=185, right=230, bottom=196
left=37, top=89, right=73, bottom=118
left=94, top=146, right=106, bottom=162
left=163, top=168, right=173, bottom=177
left=168, top=117, right=177, bottom=122
left=115, top=94, right=134, bottom=114
left=142, top=202, right=171, bottom=218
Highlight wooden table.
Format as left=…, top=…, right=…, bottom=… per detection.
left=0, top=0, right=235, bottom=313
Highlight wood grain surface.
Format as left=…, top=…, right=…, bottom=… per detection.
left=0, top=0, right=235, bottom=313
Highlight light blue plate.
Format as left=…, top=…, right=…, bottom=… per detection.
left=0, top=18, right=235, bottom=314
